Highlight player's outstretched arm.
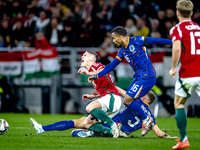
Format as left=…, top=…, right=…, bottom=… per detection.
left=89, top=58, right=121, bottom=81
left=145, top=37, right=172, bottom=45
left=87, top=69, right=103, bottom=76
left=82, top=94, right=100, bottom=101
left=152, top=125, right=178, bottom=138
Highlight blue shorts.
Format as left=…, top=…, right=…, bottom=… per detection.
left=126, top=77, right=156, bottom=99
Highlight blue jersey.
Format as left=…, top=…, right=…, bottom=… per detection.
left=112, top=99, right=156, bottom=135
left=116, top=36, right=156, bottom=79
left=97, top=36, right=171, bottom=79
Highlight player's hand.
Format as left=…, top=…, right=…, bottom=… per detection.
left=88, top=76, right=94, bottom=83
left=164, top=135, right=179, bottom=139
left=78, top=68, right=88, bottom=75
left=169, top=68, right=177, bottom=78
left=88, top=74, right=98, bottom=83
left=169, top=136, right=179, bottom=139
left=82, top=94, right=92, bottom=101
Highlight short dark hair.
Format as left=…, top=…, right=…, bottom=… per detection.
left=146, top=91, right=156, bottom=105
left=86, top=50, right=98, bottom=62
left=111, top=26, right=127, bottom=36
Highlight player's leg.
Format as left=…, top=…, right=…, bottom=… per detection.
left=172, top=95, right=190, bottom=150
left=172, top=77, right=195, bottom=149
left=83, top=114, right=99, bottom=129
left=88, top=123, right=112, bottom=135
left=84, top=100, right=114, bottom=127
left=72, top=125, right=127, bottom=138
left=124, top=78, right=155, bottom=136
left=85, top=95, right=122, bottom=138
left=85, top=100, right=102, bottom=113
left=71, top=129, right=95, bottom=137
left=83, top=114, right=126, bottom=138
left=73, top=113, right=129, bottom=138
left=124, top=94, right=153, bottom=136
left=30, top=117, right=86, bottom=134
left=83, top=114, right=110, bottom=134
left=123, top=94, right=148, bottom=120
left=84, top=108, right=121, bottom=138
left=71, top=128, right=112, bottom=138
left=76, top=123, right=113, bottom=137
left=174, top=95, right=188, bottom=141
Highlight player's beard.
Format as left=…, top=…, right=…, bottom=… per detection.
left=115, top=42, right=121, bottom=47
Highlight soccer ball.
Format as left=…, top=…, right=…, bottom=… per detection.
left=0, top=119, right=9, bottom=135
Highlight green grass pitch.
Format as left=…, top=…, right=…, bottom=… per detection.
left=0, top=113, right=200, bottom=150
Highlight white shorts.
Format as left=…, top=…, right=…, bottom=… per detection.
left=97, top=94, right=122, bottom=119
left=175, top=77, right=200, bottom=98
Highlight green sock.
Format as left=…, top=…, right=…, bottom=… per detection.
left=88, top=124, right=112, bottom=135
left=90, top=108, right=114, bottom=126
left=175, top=108, right=187, bottom=142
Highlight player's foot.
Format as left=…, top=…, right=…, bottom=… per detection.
left=77, top=131, right=94, bottom=138
left=141, top=116, right=153, bottom=136
left=111, top=123, right=122, bottom=138
left=30, top=118, right=44, bottom=134
left=119, top=130, right=128, bottom=138
left=172, top=139, right=190, bottom=150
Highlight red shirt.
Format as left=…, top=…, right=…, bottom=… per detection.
left=89, top=62, right=120, bottom=97
left=34, top=37, right=52, bottom=49
left=170, top=20, right=200, bottom=78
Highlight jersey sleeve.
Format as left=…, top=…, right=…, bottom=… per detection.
left=146, top=37, right=172, bottom=45
left=170, top=26, right=181, bottom=42
left=116, top=48, right=124, bottom=61
left=134, top=36, right=145, bottom=46
left=97, top=58, right=121, bottom=78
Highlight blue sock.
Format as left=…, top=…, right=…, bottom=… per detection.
left=127, top=100, right=148, bottom=120
left=42, top=120, right=74, bottom=131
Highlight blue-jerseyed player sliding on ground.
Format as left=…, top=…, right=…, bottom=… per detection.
left=72, top=88, right=177, bottom=138
left=30, top=87, right=177, bottom=139
left=88, top=26, right=172, bottom=136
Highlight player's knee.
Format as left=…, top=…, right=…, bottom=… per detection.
left=83, top=119, right=89, bottom=128
left=174, top=99, right=185, bottom=108
left=123, top=101, right=129, bottom=106
left=174, top=101, right=178, bottom=108
left=123, top=99, right=132, bottom=106
left=86, top=105, right=91, bottom=113
left=123, top=95, right=134, bottom=106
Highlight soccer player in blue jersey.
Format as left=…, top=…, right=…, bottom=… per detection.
left=72, top=88, right=176, bottom=139
left=30, top=87, right=177, bottom=139
left=88, top=26, right=172, bottom=136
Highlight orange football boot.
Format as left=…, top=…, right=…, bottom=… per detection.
left=172, top=139, right=190, bottom=150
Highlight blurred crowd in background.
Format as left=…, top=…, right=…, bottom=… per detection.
left=0, top=0, right=200, bottom=49
left=1, top=0, right=200, bottom=116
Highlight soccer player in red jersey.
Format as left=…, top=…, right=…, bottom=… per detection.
left=78, top=50, right=122, bottom=138
left=169, top=0, right=200, bottom=149
left=30, top=87, right=178, bottom=139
